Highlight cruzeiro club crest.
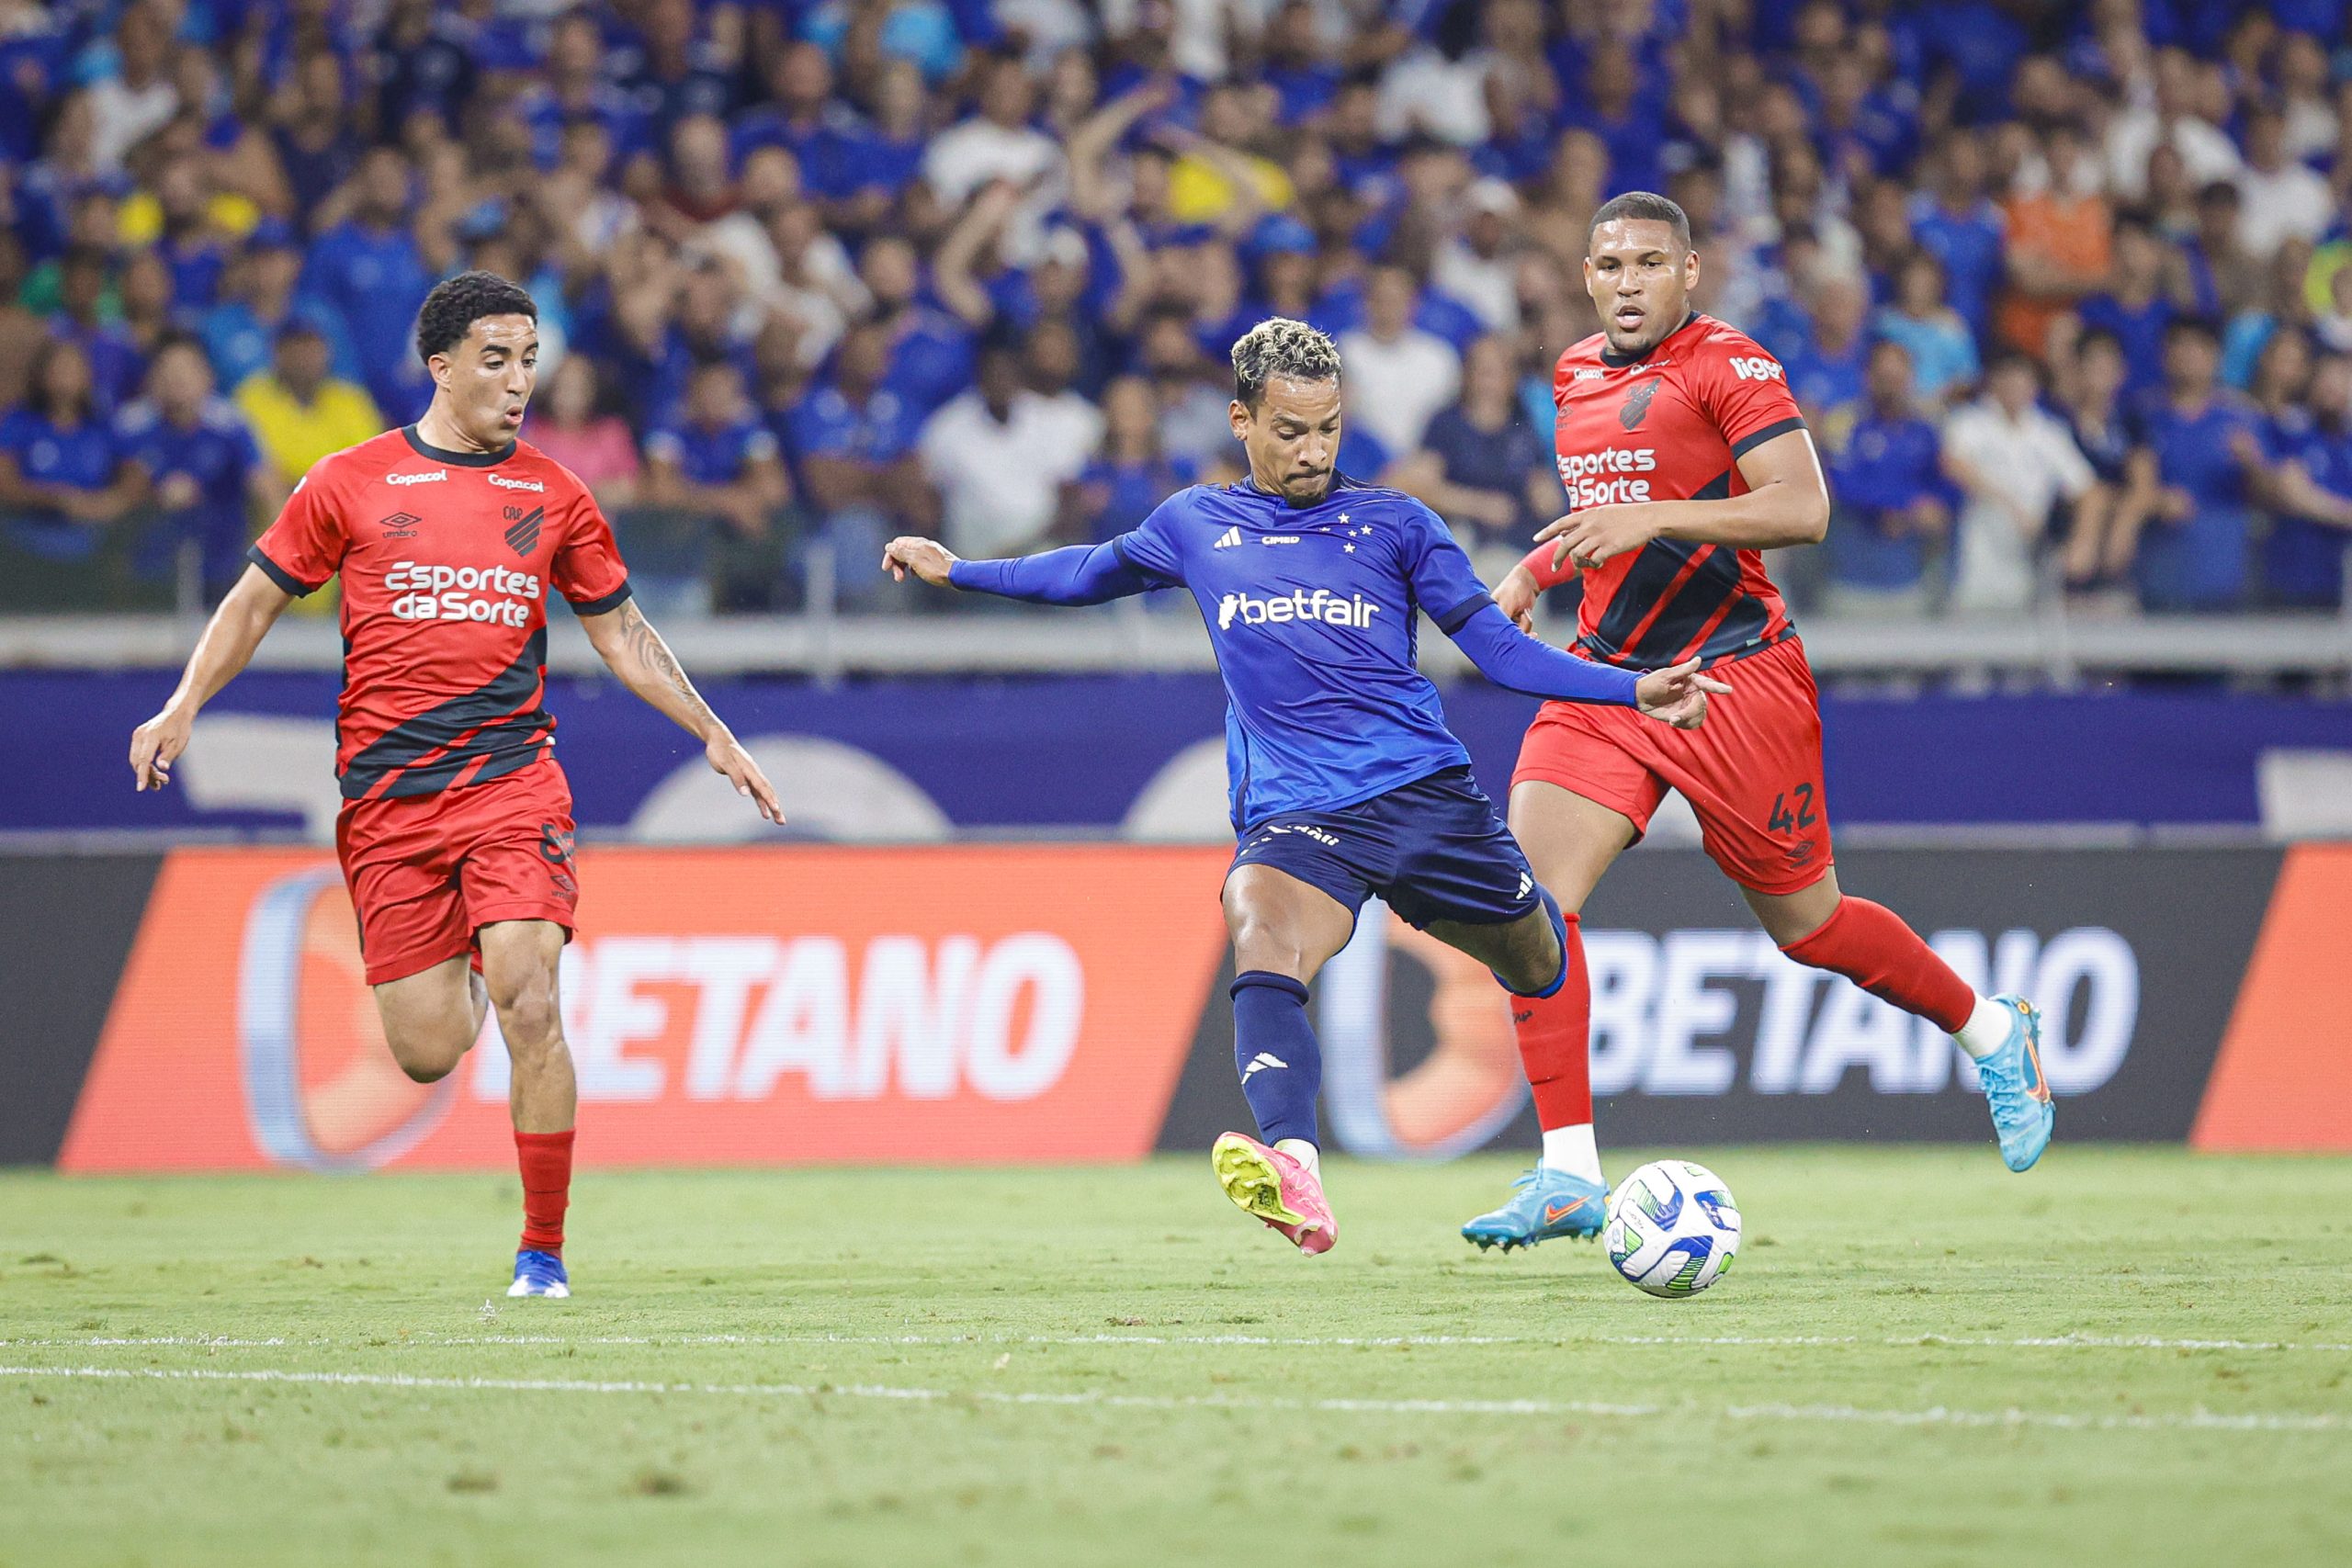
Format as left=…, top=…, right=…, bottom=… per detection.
left=1620, top=378, right=1659, bottom=431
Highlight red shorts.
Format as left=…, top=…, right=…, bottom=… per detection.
left=1512, top=637, right=1834, bottom=897
left=335, top=759, right=580, bottom=987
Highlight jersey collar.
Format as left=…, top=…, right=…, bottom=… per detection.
left=1599, top=310, right=1699, bottom=369
left=402, top=423, right=517, bottom=468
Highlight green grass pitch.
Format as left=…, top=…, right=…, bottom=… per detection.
left=4, top=1147, right=2348, bottom=1566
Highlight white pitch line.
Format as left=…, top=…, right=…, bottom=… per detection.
left=2, top=1363, right=2342, bottom=1435
left=7, top=1331, right=2352, bottom=1354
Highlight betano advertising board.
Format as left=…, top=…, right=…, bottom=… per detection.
left=3, top=845, right=2345, bottom=1170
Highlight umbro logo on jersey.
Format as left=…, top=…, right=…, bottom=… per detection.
left=487, top=473, right=545, bottom=492
left=504, top=505, right=545, bottom=557
left=378, top=512, right=420, bottom=539
left=1214, top=526, right=1243, bottom=548
left=1240, top=1052, right=1288, bottom=1083
left=1620, top=378, right=1658, bottom=430
left=386, top=468, right=447, bottom=486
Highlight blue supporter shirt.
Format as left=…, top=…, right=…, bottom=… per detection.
left=1098, top=478, right=1509, bottom=828
left=2077, top=293, right=2175, bottom=394
left=2262, top=411, right=2352, bottom=607
left=0, top=407, right=120, bottom=559
left=1905, top=194, right=2006, bottom=343
left=1074, top=454, right=1199, bottom=544
left=645, top=416, right=781, bottom=487
left=2132, top=392, right=2259, bottom=610
left=880, top=308, right=976, bottom=418
left=1827, top=412, right=1946, bottom=591
left=114, top=396, right=262, bottom=590
left=200, top=299, right=362, bottom=391
left=786, top=382, right=922, bottom=470
left=299, top=220, right=436, bottom=416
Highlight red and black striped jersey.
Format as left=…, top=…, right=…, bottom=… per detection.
left=248, top=424, right=631, bottom=803
left=1548, top=312, right=1807, bottom=671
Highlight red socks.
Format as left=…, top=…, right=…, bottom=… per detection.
left=514, top=1128, right=575, bottom=1257
left=1780, top=897, right=1974, bottom=1033
left=1512, top=913, right=1593, bottom=1130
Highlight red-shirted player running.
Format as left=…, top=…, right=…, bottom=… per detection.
left=1459, top=194, right=2054, bottom=1253
left=128, top=272, right=784, bottom=1297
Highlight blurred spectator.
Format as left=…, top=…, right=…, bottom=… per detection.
left=2180, top=182, right=2257, bottom=326
left=2120, top=318, right=2261, bottom=613
left=919, top=338, right=1101, bottom=561
left=2079, top=218, right=2187, bottom=395
left=1873, top=251, right=1979, bottom=411
left=1432, top=179, right=1523, bottom=333
left=641, top=360, right=792, bottom=613
left=1338, top=265, right=1459, bottom=460
left=1940, top=351, right=2099, bottom=615
left=1998, top=122, right=2111, bottom=360
left=788, top=318, right=934, bottom=583
left=1782, top=272, right=1873, bottom=452
left=859, top=236, right=976, bottom=420
left=114, top=335, right=276, bottom=597
left=301, top=147, right=441, bottom=420
left=235, top=322, right=387, bottom=488
left=2233, top=104, right=2332, bottom=265
left=1135, top=309, right=1238, bottom=472
left=273, top=51, right=365, bottom=230
left=0, top=235, right=45, bottom=412
left=1392, top=335, right=1555, bottom=552
left=2104, top=49, right=2241, bottom=202
left=50, top=248, right=145, bottom=416
left=925, top=52, right=1059, bottom=210
left=2056, top=329, right=2138, bottom=597
left=525, top=358, right=639, bottom=516
left=0, top=340, right=142, bottom=572
left=2252, top=350, right=2352, bottom=609
left=85, top=4, right=176, bottom=173
left=1907, top=133, right=2007, bottom=345
left=1061, top=375, right=1199, bottom=545
left=200, top=221, right=357, bottom=395
left=1822, top=340, right=1951, bottom=618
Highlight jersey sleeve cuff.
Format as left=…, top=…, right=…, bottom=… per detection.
left=245, top=544, right=320, bottom=597
left=1430, top=590, right=1494, bottom=636
left=566, top=580, right=633, bottom=615
left=1730, top=415, right=1808, bottom=459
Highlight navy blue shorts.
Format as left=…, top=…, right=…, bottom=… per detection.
left=1228, top=766, right=1541, bottom=930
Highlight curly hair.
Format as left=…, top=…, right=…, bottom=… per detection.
left=414, top=270, right=537, bottom=365
left=1231, top=317, right=1341, bottom=410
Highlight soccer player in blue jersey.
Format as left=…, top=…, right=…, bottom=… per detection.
left=882, top=319, right=1727, bottom=1254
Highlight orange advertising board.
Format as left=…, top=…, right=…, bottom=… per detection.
left=61, top=846, right=1232, bottom=1172
left=2192, top=844, right=2352, bottom=1152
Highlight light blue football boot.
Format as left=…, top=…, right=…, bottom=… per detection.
left=507, top=1249, right=571, bottom=1298
left=1974, top=994, right=2055, bottom=1172
left=1461, top=1167, right=1609, bottom=1252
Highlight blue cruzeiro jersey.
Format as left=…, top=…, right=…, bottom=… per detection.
left=1110, top=477, right=1501, bottom=829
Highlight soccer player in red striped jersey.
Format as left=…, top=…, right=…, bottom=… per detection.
left=128, top=272, right=784, bottom=1297
left=1459, top=195, right=2055, bottom=1254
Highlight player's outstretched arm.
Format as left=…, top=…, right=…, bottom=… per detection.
left=881, top=535, right=1160, bottom=604
left=1527, top=427, right=1833, bottom=578
left=129, top=564, right=295, bottom=791
left=1448, top=604, right=1730, bottom=729
left=579, top=599, right=786, bottom=825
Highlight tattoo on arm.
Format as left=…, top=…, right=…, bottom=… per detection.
left=617, top=600, right=721, bottom=733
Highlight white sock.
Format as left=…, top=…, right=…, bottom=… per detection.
left=1952, top=993, right=2014, bottom=1060
left=1274, top=1137, right=1319, bottom=1176
left=1539, top=1124, right=1603, bottom=1185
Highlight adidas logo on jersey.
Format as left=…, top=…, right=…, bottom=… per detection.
left=1213, top=526, right=1243, bottom=548
left=1216, top=587, right=1381, bottom=631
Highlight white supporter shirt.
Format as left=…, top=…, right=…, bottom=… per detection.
left=919, top=389, right=1104, bottom=558
left=922, top=118, right=1062, bottom=208
left=1940, top=398, right=2098, bottom=615
left=2235, top=161, right=2334, bottom=262
left=1336, top=325, right=1461, bottom=458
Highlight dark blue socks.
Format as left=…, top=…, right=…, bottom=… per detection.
left=1230, top=971, right=1319, bottom=1146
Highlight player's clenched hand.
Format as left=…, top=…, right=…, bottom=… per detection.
left=707, top=728, right=786, bottom=825
left=1633, top=658, right=1733, bottom=730
left=1536, top=502, right=1657, bottom=572
left=1493, top=563, right=1542, bottom=633
left=881, top=536, right=959, bottom=587
left=129, top=705, right=194, bottom=791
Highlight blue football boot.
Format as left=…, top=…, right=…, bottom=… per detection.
left=1461, top=1167, right=1609, bottom=1252
left=1974, top=994, right=2055, bottom=1172
left=507, top=1249, right=571, bottom=1298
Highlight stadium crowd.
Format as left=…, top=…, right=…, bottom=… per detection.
left=6, top=0, right=2352, bottom=617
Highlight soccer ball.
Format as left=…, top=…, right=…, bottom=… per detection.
left=1604, top=1160, right=1741, bottom=1298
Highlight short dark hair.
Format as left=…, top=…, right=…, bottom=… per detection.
left=414, top=270, right=537, bottom=365
left=1231, top=317, right=1340, bottom=409
left=2164, top=314, right=2223, bottom=344
left=1589, top=191, right=1691, bottom=253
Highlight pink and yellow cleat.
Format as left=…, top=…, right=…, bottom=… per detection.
left=1211, top=1132, right=1337, bottom=1255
